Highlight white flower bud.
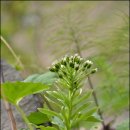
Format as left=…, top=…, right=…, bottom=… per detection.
left=75, top=64, right=79, bottom=70
left=61, top=65, right=64, bottom=69
left=91, top=68, right=98, bottom=74
left=79, top=88, right=82, bottom=94
left=74, top=53, right=79, bottom=57
left=83, top=60, right=93, bottom=68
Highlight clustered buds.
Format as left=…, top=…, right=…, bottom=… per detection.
left=83, top=60, right=93, bottom=68
left=49, top=54, right=97, bottom=79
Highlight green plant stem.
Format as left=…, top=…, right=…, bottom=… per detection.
left=0, top=35, right=24, bottom=69
left=67, top=68, right=74, bottom=130
left=67, top=90, right=72, bottom=130
left=15, top=105, right=34, bottom=130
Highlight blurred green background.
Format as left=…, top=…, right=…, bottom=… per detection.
left=1, top=1, right=129, bottom=129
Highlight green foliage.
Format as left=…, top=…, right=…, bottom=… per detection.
left=1, top=1, right=128, bottom=130
left=20, top=126, right=57, bottom=130
left=1, top=82, right=49, bottom=105
left=92, top=56, right=129, bottom=114
left=1, top=71, right=58, bottom=130
left=27, top=111, right=49, bottom=125
left=1, top=55, right=100, bottom=130
left=1, top=70, right=59, bottom=129
left=47, top=7, right=129, bottom=118
left=36, top=126, right=57, bottom=130
left=39, top=54, right=100, bottom=130
left=24, top=71, right=58, bottom=85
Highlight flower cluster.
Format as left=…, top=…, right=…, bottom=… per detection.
left=49, top=54, right=97, bottom=79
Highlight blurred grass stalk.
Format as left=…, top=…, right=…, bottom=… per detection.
left=1, top=35, right=24, bottom=70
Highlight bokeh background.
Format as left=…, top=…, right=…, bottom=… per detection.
left=1, top=1, right=129, bottom=130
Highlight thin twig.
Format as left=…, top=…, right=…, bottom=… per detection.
left=88, top=76, right=106, bottom=128
left=15, top=105, right=33, bottom=130
left=70, top=26, right=106, bottom=129
left=1, top=63, right=17, bottom=130
left=0, top=35, right=24, bottom=70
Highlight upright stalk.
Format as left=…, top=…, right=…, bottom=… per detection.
left=49, top=54, right=99, bottom=130
left=0, top=36, right=24, bottom=70
left=88, top=76, right=106, bottom=128
left=15, top=105, right=34, bottom=130
left=70, top=27, right=106, bottom=129
left=67, top=90, right=72, bottom=130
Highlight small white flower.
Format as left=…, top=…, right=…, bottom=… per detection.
left=91, top=68, right=98, bottom=74
left=70, top=56, right=74, bottom=59
left=74, top=53, right=79, bottom=57
left=61, top=65, right=64, bottom=68
left=95, top=68, right=98, bottom=71
left=77, top=56, right=81, bottom=59
left=86, top=60, right=93, bottom=65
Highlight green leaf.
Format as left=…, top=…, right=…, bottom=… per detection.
left=38, top=108, right=61, bottom=119
left=44, top=95, right=61, bottom=108
left=37, top=126, right=57, bottom=130
left=27, top=111, right=49, bottom=125
left=24, top=74, right=39, bottom=81
left=86, top=115, right=101, bottom=122
left=78, top=107, right=98, bottom=122
left=72, top=101, right=92, bottom=118
left=24, top=72, right=58, bottom=85
left=47, top=91, right=63, bottom=100
left=60, top=106, right=68, bottom=125
left=73, top=90, right=93, bottom=107
left=51, top=116, right=64, bottom=129
left=83, top=107, right=98, bottom=117
left=46, top=91, right=69, bottom=107
left=73, top=107, right=99, bottom=126
left=72, top=88, right=82, bottom=99
left=1, top=82, right=49, bottom=105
